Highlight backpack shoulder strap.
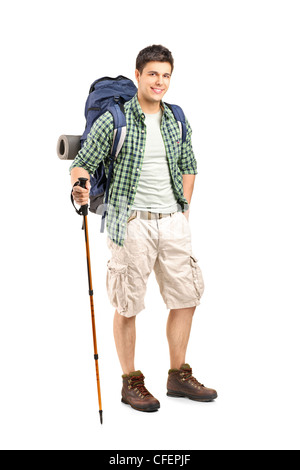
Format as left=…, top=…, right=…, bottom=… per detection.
left=101, top=100, right=127, bottom=232
left=107, top=100, right=127, bottom=159
left=165, top=103, right=187, bottom=144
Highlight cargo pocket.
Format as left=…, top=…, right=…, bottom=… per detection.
left=106, top=259, right=129, bottom=312
left=190, top=255, right=205, bottom=300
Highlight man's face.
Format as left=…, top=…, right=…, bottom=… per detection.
left=135, top=61, right=172, bottom=106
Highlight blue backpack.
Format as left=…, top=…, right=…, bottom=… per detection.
left=80, top=75, right=187, bottom=231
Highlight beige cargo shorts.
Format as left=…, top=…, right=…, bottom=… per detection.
left=106, top=211, right=205, bottom=318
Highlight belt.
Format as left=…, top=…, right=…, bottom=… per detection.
left=128, top=210, right=176, bottom=223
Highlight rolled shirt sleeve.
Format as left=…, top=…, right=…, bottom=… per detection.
left=69, top=112, right=114, bottom=175
left=177, top=118, right=198, bottom=175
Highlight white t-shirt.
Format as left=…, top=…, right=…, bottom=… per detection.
left=132, top=109, right=178, bottom=213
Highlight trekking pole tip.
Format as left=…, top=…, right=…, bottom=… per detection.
left=99, top=410, right=103, bottom=425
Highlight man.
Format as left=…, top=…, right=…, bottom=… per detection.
left=70, top=45, right=217, bottom=412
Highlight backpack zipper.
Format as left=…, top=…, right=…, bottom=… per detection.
left=87, top=107, right=101, bottom=112
left=89, top=76, right=130, bottom=93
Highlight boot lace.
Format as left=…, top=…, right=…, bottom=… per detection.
left=130, top=374, right=151, bottom=397
left=181, top=368, right=204, bottom=387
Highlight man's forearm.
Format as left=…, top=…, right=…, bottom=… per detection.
left=182, top=174, right=196, bottom=205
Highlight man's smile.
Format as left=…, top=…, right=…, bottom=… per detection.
left=151, top=87, right=164, bottom=94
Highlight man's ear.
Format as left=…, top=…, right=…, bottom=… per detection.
left=135, top=69, right=141, bottom=84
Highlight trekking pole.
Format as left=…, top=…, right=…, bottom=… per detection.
left=76, top=177, right=103, bottom=425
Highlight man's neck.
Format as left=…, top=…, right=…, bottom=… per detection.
left=137, top=92, right=161, bottom=114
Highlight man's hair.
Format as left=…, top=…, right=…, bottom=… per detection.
left=136, top=45, right=174, bottom=74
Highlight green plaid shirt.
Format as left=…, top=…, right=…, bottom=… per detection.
left=70, top=93, right=198, bottom=246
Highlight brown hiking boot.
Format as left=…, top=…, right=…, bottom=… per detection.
left=121, top=370, right=160, bottom=412
left=167, top=364, right=218, bottom=402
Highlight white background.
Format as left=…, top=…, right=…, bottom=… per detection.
left=0, top=0, right=299, bottom=451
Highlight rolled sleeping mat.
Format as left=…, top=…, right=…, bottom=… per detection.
left=57, top=135, right=81, bottom=160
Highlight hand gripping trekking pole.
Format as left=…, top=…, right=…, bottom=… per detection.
left=76, top=177, right=103, bottom=425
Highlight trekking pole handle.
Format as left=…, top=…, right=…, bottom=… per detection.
left=78, top=177, right=88, bottom=189
left=78, top=177, right=89, bottom=216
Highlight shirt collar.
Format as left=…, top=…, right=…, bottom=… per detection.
left=130, top=93, right=172, bottom=121
left=130, top=93, right=144, bottom=121
left=161, top=101, right=173, bottom=120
